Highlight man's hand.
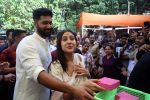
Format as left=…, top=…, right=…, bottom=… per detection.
left=139, top=44, right=150, bottom=52
left=0, top=62, right=10, bottom=68
left=121, top=70, right=128, bottom=76
left=0, top=62, right=10, bottom=73
left=4, top=73, right=16, bottom=83
left=72, top=79, right=105, bottom=100
left=72, top=86, right=94, bottom=100
left=121, top=67, right=128, bottom=76
left=81, top=79, right=105, bottom=91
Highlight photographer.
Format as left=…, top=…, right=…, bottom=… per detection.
left=136, top=21, right=150, bottom=60
left=127, top=21, right=150, bottom=93
left=128, top=44, right=150, bottom=93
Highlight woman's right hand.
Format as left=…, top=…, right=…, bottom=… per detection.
left=74, top=64, right=90, bottom=77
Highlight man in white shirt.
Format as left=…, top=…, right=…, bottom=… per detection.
left=13, top=8, right=103, bottom=100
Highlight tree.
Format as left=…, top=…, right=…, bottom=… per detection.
left=0, top=0, right=47, bottom=30
left=0, top=0, right=149, bottom=31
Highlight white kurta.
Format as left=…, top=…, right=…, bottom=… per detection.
left=13, top=33, right=51, bottom=100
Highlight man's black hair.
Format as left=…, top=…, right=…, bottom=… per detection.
left=6, top=29, right=14, bottom=37
left=144, top=21, right=150, bottom=28
left=33, top=8, right=53, bottom=20
left=12, top=29, right=27, bottom=40
left=121, top=33, right=129, bottom=37
left=0, top=36, right=6, bottom=40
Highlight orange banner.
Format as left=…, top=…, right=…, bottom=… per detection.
left=76, top=12, right=150, bottom=28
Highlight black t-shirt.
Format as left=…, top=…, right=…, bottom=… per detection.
left=136, top=50, right=146, bottom=60
left=128, top=51, right=150, bottom=93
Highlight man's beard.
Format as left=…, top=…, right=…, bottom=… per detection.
left=37, top=28, right=52, bottom=39
left=90, top=40, right=94, bottom=44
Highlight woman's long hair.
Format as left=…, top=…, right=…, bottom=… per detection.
left=56, top=30, right=77, bottom=71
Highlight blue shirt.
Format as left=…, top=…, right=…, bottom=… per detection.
left=0, top=43, right=8, bottom=53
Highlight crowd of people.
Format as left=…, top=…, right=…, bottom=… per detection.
left=0, top=7, right=150, bottom=100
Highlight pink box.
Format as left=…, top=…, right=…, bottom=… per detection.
left=115, top=92, right=139, bottom=100
left=97, top=77, right=120, bottom=90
